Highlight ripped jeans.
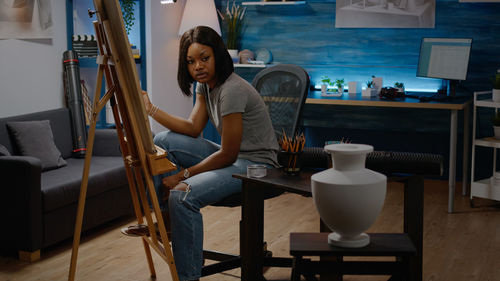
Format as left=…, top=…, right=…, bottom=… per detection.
left=153, top=130, right=268, bottom=281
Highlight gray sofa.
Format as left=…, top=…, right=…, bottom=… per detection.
left=0, top=108, right=133, bottom=261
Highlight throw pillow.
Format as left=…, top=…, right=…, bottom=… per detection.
left=7, top=120, right=67, bottom=171
left=0, top=144, right=10, bottom=156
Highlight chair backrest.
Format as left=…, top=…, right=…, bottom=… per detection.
left=252, top=64, right=310, bottom=141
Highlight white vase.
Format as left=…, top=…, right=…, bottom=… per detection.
left=492, top=89, right=500, bottom=103
left=311, top=144, right=387, bottom=248
left=321, top=84, right=327, bottom=95
left=228, top=49, right=239, bottom=64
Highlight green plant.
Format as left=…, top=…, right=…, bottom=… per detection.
left=493, top=73, right=500, bottom=89
left=321, top=76, right=331, bottom=85
left=335, top=79, right=345, bottom=88
left=121, top=0, right=136, bottom=35
left=394, top=82, right=404, bottom=88
left=493, top=112, right=500, bottom=127
left=218, top=1, right=246, bottom=50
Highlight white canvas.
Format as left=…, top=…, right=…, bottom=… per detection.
left=335, top=0, right=435, bottom=28
left=0, top=0, right=53, bottom=39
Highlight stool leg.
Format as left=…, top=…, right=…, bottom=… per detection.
left=319, top=220, right=342, bottom=281
left=291, top=257, right=301, bottom=281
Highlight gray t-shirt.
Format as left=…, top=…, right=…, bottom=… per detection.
left=197, top=73, right=279, bottom=167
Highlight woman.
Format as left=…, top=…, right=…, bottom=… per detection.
left=138, top=26, right=279, bottom=281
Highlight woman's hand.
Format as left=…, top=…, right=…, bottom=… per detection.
left=162, top=172, right=182, bottom=189
left=161, top=170, right=190, bottom=190
left=142, top=90, right=152, bottom=112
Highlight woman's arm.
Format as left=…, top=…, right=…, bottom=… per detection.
left=162, top=112, right=243, bottom=189
left=142, top=91, right=208, bottom=137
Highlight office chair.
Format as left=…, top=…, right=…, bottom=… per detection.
left=201, top=64, right=312, bottom=277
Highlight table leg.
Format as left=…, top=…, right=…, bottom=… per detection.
left=403, top=175, right=423, bottom=281
left=448, top=109, right=458, bottom=213
left=240, top=181, right=265, bottom=281
left=462, top=104, right=470, bottom=196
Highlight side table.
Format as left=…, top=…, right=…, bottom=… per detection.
left=290, top=232, right=417, bottom=281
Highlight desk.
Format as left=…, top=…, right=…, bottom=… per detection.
left=233, top=168, right=424, bottom=281
left=306, top=92, right=471, bottom=213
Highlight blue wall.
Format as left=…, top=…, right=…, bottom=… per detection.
left=223, top=0, right=500, bottom=92
left=216, top=0, right=500, bottom=180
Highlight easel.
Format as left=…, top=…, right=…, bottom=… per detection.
left=67, top=0, right=179, bottom=280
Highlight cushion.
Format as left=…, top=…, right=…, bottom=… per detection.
left=6, top=120, right=67, bottom=171
left=0, top=144, right=10, bottom=156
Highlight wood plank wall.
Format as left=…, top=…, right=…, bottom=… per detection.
left=216, top=0, right=500, bottom=180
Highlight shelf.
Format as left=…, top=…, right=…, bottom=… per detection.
left=471, top=91, right=500, bottom=204
left=242, top=1, right=306, bottom=5
left=471, top=179, right=500, bottom=201
left=77, top=57, right=142, bottom=68
left=234, top=63, right=268, bottom=68
left=474, top=137, right=500, bottom=148
left=475, top=99, right=500, bottom=108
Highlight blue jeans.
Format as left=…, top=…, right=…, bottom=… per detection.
left=153, top=130, right=268, bottom=281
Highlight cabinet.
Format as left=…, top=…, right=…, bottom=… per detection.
left=65, top=0, right=146, bottom=128
left=470, top=91, right=500, bottom=206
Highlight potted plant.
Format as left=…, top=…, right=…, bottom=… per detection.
left=218, top=1, right=246, bottom=63
left=335, top=78, right=345, bottom=94
left=394, top=82, right=405, bottom=93
left=321, top=76, right=331, bottom=94
left=362, top=81, right=376, bottom=97
left=120, top=0, right=136, bottom=35
left=492, top=111, right=500, bottom=139
left=492, top=72, right=500, bottom=102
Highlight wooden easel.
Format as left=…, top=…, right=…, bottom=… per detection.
left=68, top=1, right=179, bottom=280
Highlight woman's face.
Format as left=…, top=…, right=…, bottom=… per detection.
left=186, top=43, right=217, bottom=89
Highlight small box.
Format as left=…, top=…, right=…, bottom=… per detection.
left=348, top=81, right=361, bottom=94
left=372, top=77, right=383, bottom=94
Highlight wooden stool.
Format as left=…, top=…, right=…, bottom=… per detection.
left=290, top=232, right=417, bottom=281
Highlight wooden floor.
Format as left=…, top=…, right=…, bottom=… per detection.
left=1, top=179, right=499, bottom=281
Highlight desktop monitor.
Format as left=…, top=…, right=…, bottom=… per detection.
left=417, top=38, right=472, bottom=96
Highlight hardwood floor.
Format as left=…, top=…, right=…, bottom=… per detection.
left=1, top=179, right=499, bottom=281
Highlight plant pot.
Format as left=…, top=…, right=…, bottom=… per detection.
left=228, top=49, right=239, bottom=64
left=362, top=88, right=376, bottom=97
left=321, top=84, right=327, bottom=95
left=492, top=89, right=500, bottom=103
left=494, top=126, right=500, bottom=139
left=311, top=144, right=387, bottom=248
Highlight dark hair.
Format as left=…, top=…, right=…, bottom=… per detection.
left=177, top=26, right=234, bottom=97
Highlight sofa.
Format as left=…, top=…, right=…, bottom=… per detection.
left=0, top=108, right=134, bottom=261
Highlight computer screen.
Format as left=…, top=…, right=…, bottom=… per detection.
left=417, top=38, right=472, bottom=81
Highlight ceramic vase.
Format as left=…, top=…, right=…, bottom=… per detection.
left=311, top=144, right=387, bottom=248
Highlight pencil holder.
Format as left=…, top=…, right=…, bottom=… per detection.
left=280, top=150, right=302, bottom=175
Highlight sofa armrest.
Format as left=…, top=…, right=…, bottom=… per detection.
left=0, top=156, right=43, bottom=252
left=93, top=129, right=122, bottom=157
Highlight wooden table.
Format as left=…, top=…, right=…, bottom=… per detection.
left=233, top=168, right=424, bottom=281
left=306, top=92, right=471, bottom=213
